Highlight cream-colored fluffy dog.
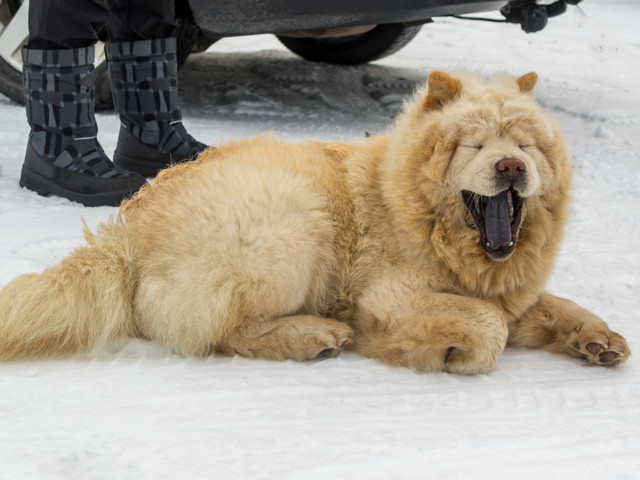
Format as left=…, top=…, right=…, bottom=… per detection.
left=0, top=71, right=630, bottom=373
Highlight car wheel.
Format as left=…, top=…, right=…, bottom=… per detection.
left=276, top=23, right=421, bottom=65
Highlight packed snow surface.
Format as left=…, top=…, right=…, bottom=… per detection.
left=0, top=1, right=639, bottom=478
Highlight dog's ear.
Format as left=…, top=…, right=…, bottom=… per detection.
left=516, top=72, right=538, bottom=93
left=423, top=71, right=462, bottom=111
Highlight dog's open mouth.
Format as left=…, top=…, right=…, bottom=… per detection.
left=462, top=187, right=524, bottom=260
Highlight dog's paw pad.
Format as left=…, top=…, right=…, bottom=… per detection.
left=598, top=350, right=620, bottom=365
left=586, top=342, right=602, bottom=355
left=580, top=331, right=630, bottom=367
left=317, top=345, right=343, bottom=359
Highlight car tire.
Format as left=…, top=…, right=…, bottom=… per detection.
left=276, top=23, right=421, bottom=65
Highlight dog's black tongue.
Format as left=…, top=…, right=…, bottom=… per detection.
left=484, top=191, right=511, bottom=249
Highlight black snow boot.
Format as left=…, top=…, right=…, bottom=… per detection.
left=107, top=38, right=207, bottom=177
left=20, top=46, right=147, bottom=207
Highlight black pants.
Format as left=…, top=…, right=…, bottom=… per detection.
left=28, top=0, right=175, bottom=49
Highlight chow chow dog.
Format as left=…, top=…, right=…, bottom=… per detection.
left=0, top=71, right=630, bottom=373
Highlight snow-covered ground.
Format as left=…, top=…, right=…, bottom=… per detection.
left=1, top=1, right=639, bottom=478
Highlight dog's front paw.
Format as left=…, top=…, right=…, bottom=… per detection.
left=573, top=325, right=630, bottom=367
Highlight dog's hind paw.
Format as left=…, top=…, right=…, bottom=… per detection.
left=222, top=315, right=354, bottom=362
left=296, top=321, right=354, bottom=361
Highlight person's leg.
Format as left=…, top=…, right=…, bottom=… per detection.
left=105, top=0, right=175, bottom=41
left=28, top=0, right=109, bottom=49
left=21, top=0, right=147, bottom=206
left=105, top=0, right=207, bottom=176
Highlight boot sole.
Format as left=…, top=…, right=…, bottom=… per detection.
left=20, top=165, right=141, bottom=207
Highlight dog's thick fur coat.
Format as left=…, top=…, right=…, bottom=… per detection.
left=0, top=71, right=630, bottom=373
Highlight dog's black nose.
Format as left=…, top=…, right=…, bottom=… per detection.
left=496, top=158, right=525, bottom=180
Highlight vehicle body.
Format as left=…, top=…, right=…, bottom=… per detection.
left=0, top=0, right=581, bottom=108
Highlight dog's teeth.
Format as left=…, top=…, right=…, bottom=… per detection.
left=509, top=241, right=514, bottom=247
left=474, top=194, right=480, bottom=213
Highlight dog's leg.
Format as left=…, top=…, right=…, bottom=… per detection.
left=353, top=282, right=508, bottom=374
left=218, top=315, right=353, bottom=361
left=508, top=292, right=630, bottom=366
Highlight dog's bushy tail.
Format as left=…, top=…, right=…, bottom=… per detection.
left=0, top=222, right=138, bottom=360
